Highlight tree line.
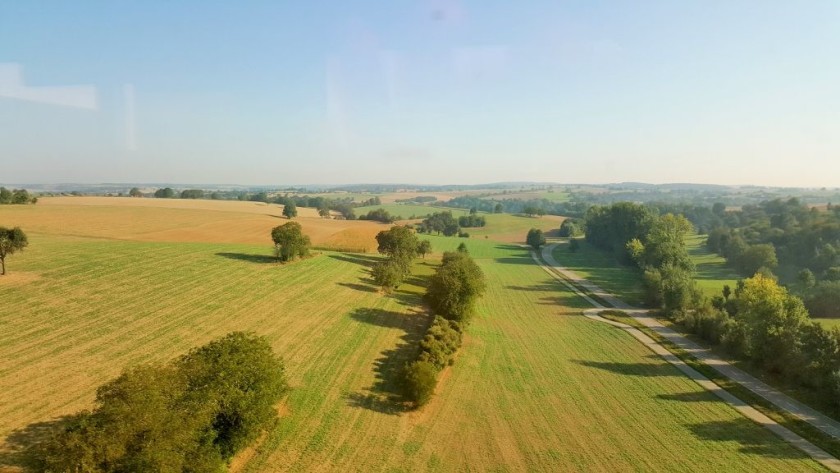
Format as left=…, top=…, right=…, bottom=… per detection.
left=404, top=247, right=486, bottom=406
left=367, top=227, right=486, bottom=407
left=31, top=332, right=289, bottom=472
left=0, top=187, right=37, bottom=205
left=584, top=201, right=840, bottom=414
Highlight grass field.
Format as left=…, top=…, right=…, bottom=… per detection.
left=686, top=234, right=741, bottom=298
left=550, top=239, right=648, bottom=306
left=0, top=204, right=826, bottom=471
left=550, top=234, right=742, bottom=307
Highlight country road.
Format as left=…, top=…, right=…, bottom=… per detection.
left=534, top=243, right=840, bottom=472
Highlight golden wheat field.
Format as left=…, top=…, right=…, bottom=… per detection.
left=0, top=201, right=825, bottom=472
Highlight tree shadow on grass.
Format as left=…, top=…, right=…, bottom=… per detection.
left=687, top=419, right=811, bottom=459
left=216, top=252, right=277, bottom=264
left=506, top=282, right=562, bottom=292
left=0, top=416, right=74, bottom=470
left=657, top=391, right=718, bottom=403
left=346, top=307, right=431, bottom=415
left=571, top=357, right=681, bottom=378
left=336, top=282, right=379, bottom=293
left=329, top=253, right=381, bottom=268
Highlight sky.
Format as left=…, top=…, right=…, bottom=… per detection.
left=1, top=1, right=839, bottom=187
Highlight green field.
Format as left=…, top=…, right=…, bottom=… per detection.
left=686, top=234, right=741, bottom=298
left=550, top=239, right=647, bottom=306
left=550, top=234, right=741, bottom=307
left=0, top=203, right=826, bottom=471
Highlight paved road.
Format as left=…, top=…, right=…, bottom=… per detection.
left=533, top=243, right=840, bottom=472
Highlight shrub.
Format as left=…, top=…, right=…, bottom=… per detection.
left=402, top=361, right=438, bottom=407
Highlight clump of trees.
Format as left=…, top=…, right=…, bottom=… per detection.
left=128, top=187, right=143, bottom=197
left=32, top=332, right=289, bottom=471
left=395, top=196, right=437, bottom=203
left=271, top=222, right=310, bottom=262
left=456, top=208, right=486, bottom=228
left=0, top=187, right=37, bottom=204
left=0, top=227, right=28, bottom=275
left=526, top=228, right=546, bottom=250
left=425, top=251, right=486, bottom=323
left=522, top=206, right=546, bottom=217
left=359, top=208, right=399, bottom=223
left=558, top=219, right=583, bottom=237
left=179, top=189, right=203, bottom=199
left=281, top=199, right=298, bottom=219
left=372, top=226, right=420, bottom=291
left=153, top=187, right=176, bottom=198
left=402, top=251, right=485, bottom=406
left=416, top=211, right=460, bottom=236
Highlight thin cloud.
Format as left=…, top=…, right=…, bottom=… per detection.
left=0, top=63, right=97, bottom=109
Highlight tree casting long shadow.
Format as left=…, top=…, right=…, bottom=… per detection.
left=0, top=415, right=75, bottom=470
left=346, top=307, right=430, bottom=415
left=571, top=357, right=681, bottom=378
left=688, top=418, right=810, bottom=459
left=215, top=252, right=277, bottom=264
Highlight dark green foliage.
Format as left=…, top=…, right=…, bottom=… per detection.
left=180, top=189, right=205, bottom=199
left=526, top=228, right=546, bottom=250
left=457, top=242, right=468, bottom=253
left=584, top=202, right=656, bottom=261
left=426, top=251, right=486, bottom=322
left=803, top=281, right=840, bottom=318
left=558, top=219, right=583, bottom=237
left=154, top=187, right=176, bottom=198
left=35, top=332, right=289, bottom=471
left=737, top=244, right=778, bottom=276
left=376, top=226, right=419, bottom=263
left=282, top=199, right=298, bottom=219
left=128, top=187, right=142, bottom=197
left=458, top=214, right=486, bottom=228
left=522, top=206, right=545, bottom=217
left=418, top=240, right=432, bottom=259
left=360, top=208, right=399, bottom=223
left=0, top=226, right=28, bottom=275
left=371, top=260, right=405, bottom=292
left=493, top=203, right=503, bottom=213
left=271, top=221, right=311, bottom=261
left=417, top=211, right=459, bottom=236
left=395, top=196, right=436, bottom=203
left=417, top=317, right=462, bottom=370
left=402, top=361, right=437, bottom=407
left=178, top=332, right=290, bottom=458
left=0, top=187, right=37, bottom=204
left=568, top=238, right=580, bottom=252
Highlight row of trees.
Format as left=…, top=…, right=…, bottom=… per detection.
left=0, top=187, right=37, bottom=204
left=403, top=247, right=486, bottom=406
left=34, top=332, right=289, bottom=471
left=680, top=275, right=840, bottom=411
left=585, top=200, right=840, bottom=412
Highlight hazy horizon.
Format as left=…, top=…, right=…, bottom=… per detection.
left=2, top=1, right=839, bottom=187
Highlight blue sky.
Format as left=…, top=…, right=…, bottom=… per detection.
left=1, top=1, right=839, bottom=186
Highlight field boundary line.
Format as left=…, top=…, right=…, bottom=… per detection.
left=530, top=245, right=840, bottom=472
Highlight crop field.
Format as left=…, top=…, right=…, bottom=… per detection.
left=0, top=203, right=825, bottom=472
left=0, top=197, right=387, bottom=252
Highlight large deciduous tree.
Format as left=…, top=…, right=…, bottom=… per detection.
left=282, top=199, right=298, bottom=219
left=526, top=228, right=546, bottom=250
left=0, top=226, right=28, bottom=275
left=271, top=222, right=310, bottom=262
